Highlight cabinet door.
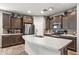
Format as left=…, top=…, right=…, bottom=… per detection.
left=14, top=35, right=25, bottom=44
left=67, top=37, right=77, bottom=52
left=55, top=16, right=61, bottom=23
left=11, top=18, right=22, bottom=28
left=23, top=16, right=33, bottom=24
left=68, top=13, right=77, bottom=29
left=46, top=18, right=50, bottom=30
left=3, top=13, right=11, bottom=28
left=63, top=12, right=76, bottom=29
left=63, top=16, right=69, bottom=29
left=10, top=35, right=16, bottom=45
left=2, top=35, right=13, bottom=47
left=60, top=36, right=77, bottom=52
left=2, top=35, right=25, bottom=48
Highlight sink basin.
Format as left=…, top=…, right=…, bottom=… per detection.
left=34, top=35, right=44, bottom=38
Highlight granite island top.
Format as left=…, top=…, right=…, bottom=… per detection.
left=22, top=35, right=72, bottom=51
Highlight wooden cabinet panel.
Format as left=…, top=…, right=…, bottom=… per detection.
left=59, top=36, right=77, bottom=52
left=23, top=16, right=33, bottom=24
left=2, top=35, right=25, bottom=48
left=14, top=35, right=25, bottom=44
left=67, top=37, right=77, bottom=52
left=44, top=34, right=77, bottom=52
left=46, top=18, right=50, bottom=30
left=2, top=36, right=9, bottom=47
left=54, top=16, right=61, bottom=23
left=11, top=18, right=22, bottom=29
left=63, top=12, right=77, bottom=29
left=3, top=13, right=11, bottom=29
left=45, top=16, right=62, bottom=30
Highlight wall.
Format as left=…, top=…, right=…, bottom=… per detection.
left=0, top=12, right=3, bottom=47
left=77, top=4, right=79, bottom=54
left=33, top=16, right=45, bottom=36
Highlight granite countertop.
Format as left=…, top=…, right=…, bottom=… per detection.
left=22, top=35, right=72, bottom=51
left=2, top=33, right=23, bottom=36
left=60, top=34, right=77, bottom=37
left=44, top=33, right=77, bottom=38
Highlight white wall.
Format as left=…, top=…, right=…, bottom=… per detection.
left=77, top=4, right=79, bottom=54
left=0, top=12, right=3, bottom=47
left=33, top=16, right=45, bottom=36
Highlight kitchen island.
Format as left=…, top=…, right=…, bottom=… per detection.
left=44, top=33, right=77, bottom=52
left=22, top=35, right=72, bottom=55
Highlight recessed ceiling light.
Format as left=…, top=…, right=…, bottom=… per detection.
left=41, top=11, right=44, bottom=14
left=27, top=10, right=31, bottom=13
left=48, top=8, right=53, bottom=11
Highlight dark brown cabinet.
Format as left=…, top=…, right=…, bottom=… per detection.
left=2, top=35, right=25, bottom=48
left=54, top=35, right=77, bottom=52
left=44, top=34, right=77, bottom=52
left=23, top=16, right=33, bottom=24
left=11, top=17, right=22, bottom=29
left=65, top=37, right=77, bottom=52
left=3, top=13, right=23, bottom=34
left=2, top=35, right=11, bottom=47
left=45, top=17, right=50, bottom=30
left=53, top=16, right=61, bottom=23
left=3, top=13, right=11, bottom=29
left=45, top=16, right=62, bottom=30
left=55, top=36, right=77, bottom=52
left=63, top=11, right=77, bottom=29
left=2, top=13, right=33, bottom=48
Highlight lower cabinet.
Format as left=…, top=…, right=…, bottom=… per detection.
left=2, top=35, right=25, bottom=48
left=44, top=34, right=77, bottom=52
left=66, top=37, right=77, bottom=52
left=59, top=36, right=77, bottom=52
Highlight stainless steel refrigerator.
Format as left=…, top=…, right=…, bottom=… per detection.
left=24, top=24, right=34, bottom=35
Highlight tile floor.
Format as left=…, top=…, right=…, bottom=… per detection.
left=0, top=44, right=28, bottom=55
left=0, top=44, right=77, bottom=55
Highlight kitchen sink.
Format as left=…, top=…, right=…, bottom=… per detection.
left=34, top=35, right=44, bottom=38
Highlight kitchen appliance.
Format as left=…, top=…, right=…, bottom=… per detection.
left=52, top=23, right=64, bottom=34
left=24, top=24, right=34, bottom=35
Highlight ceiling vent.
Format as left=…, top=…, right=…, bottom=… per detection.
left=43, top=9, right=48, bottom=11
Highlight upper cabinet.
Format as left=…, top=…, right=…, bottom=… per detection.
left=11, top=17, right=22, bottom=29
left=3, top=13, right=23, bottom=33
left=45, top=17, right=50, bottom=30
left=23, top=16, right=33, bottom=24
left=63, top=11, right=77, bottom=29
left=3, top=13, right=11, bottom=29
left=3, top=13, right=34, bottom=34
left=53, top=16, right=61, bottom=23
left=45, top=15, right=62, bottom=30
left=3, top=13, right=24, bottom=29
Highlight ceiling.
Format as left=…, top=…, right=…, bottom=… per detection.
left=0, top=3, right=77, bottom=16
